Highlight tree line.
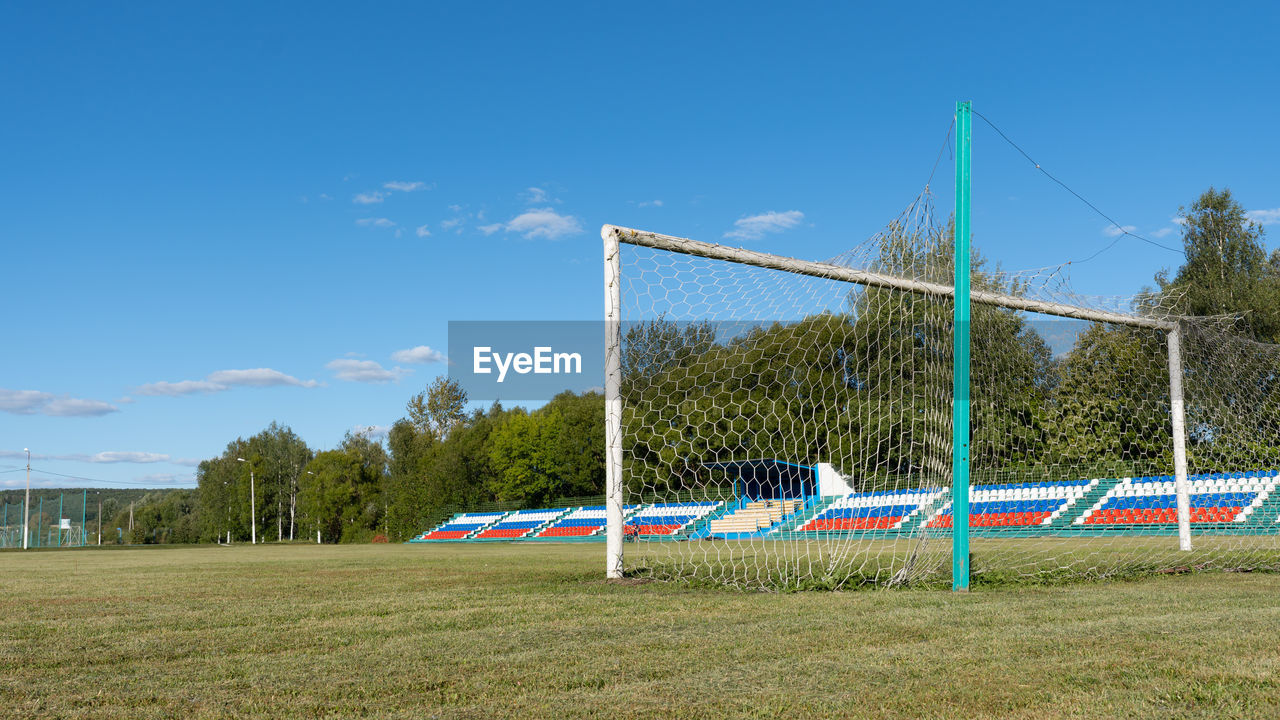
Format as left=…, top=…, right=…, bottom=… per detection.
left=108, top=188, right=1279, bottom=542
left=173, top=381, right=603, bottom=544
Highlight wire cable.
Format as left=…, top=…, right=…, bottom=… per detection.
left=28, top=467, right=195, bottom=487
left=925, top=117, right=956, bottom=190
left=971, top=109, right=1184, bottom=262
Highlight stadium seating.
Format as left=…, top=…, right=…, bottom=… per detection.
left=927, top=479, right=1094, bottom=528
left=473, top=509, right=567, bottom=539
left=413, top=471, right=1280, bottom=542
left=800, top=488, right=947, bottom=531
left=708, top=498, right=803, bottom=534
left=532, top=505, right=626, bottom=538
left=1077, top=472, right=1277, bottom=526
left=625, top=501, right=722, bottom=536
left=419, top=511, right=508, bottom=540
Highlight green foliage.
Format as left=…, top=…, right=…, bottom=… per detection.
left=195, top=422, right=314, bottom=543
left=1156, top=187, right=1279, bottom=342
left=106, top=490, right=202, bottom=544
left=407, top=376, right=469, bottom=439
left=299, top=433, right=388, bottom=543
left=1045, top=324, right=1171, bottom=475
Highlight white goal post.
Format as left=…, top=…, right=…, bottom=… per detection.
left=602, top=223, right=1195, bottom=582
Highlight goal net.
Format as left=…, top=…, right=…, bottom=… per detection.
left=602, top=193, right=1280, bottom=590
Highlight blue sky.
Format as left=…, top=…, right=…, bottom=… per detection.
left=2, top=2, right=1276, bottom=489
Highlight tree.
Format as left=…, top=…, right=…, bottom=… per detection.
left=1045, top=324, right=1170, bottom=476
left=407, top=377, right=469, bottom=440
left=298, top=432, right=387, bottom=543
left=194, top=424, right=313, bottom=543
left=382, top=419, right=439, bottom=541
left=1156, top=187, right=1279, bottom=342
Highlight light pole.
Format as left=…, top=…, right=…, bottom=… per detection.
left=223, top=480, right=231, bottom=544
left=306, top=471, right=318, bottom=543
left=237, top=458, right=256, bottom=545
left=22, top=448, right=30, bottom=550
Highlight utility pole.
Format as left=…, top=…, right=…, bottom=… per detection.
left=237, top=458, right=256, bottom=544
left=129, top=501, right=134, bottom=532
left=22, top=448, right=30, bottom=550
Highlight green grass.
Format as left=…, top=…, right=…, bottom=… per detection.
left=2, top=543, right=1279, bottom=719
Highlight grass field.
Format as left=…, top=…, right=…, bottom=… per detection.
left=2, top=543, right=1279, bottom=719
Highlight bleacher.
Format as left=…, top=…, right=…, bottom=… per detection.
left=1077, top=472, right=1277, bottom=526
left=412, top=472, right=1280, bottom=542
left=473, top=509, right=566, bottom=539
left=799, top=489, right=946, bottom=531
left=927, top=479, right=1094, bottom=528
left=533, top=505, right=623, bottom=538
left=625, top=502, right=722, bottom=536
left=417, top=511, right=507, bottom=540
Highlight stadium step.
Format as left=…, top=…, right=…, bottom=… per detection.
left=707, top=499, right=803, bottom=535
left=683, top=501, right=733, bottom=538
left=776, top=496, right=840, bottom=533
left=1243, top=478, right=1280, bottom=528
left=1049, top=477, right=1123, bottom=528
left=526, top=508, right=574, bottom=538
left=465, top=512, right=511, bottom=539
left=894, top=491, right=951, bottom=535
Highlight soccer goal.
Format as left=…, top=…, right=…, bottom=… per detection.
left=601, top=103, right=1280, bottom=590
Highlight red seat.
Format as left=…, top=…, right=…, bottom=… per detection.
left=424, top=530, right=471, bottom=540
left=538, top=526, right=597, bottom=537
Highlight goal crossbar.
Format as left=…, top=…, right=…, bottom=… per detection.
left=603, top=225, right=1175, bottom=331
left=602, top=222, right=1194, bottom=582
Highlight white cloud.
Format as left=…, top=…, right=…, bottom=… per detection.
left=724, top=210, right=805, bottom=241
left=89, top=451, right=170, bottom=464
left=523, top=187, right=549, bottom=204
left=0, top=389, right=53, bottom=414
left=1172, top=216, right=1187, bottom=226
left=353, top=191, right=386, bottom=205
left=440, top=218, right=463, bottom=231
left=503, top=207, right=583, bottom=240
left=207, top=369, right=320, bottom=388
left=136, top=369, right=320, bottom=397
left=416, top=224, right=431, bottom=238
left=638, top=199, right=664, bottom=208
left=356, top=217, right=396, bottom=229
left=0, top=388, right=118, bottom=417
left=326, top=358, right=410, bottom=383
left=135, top=380, right=225, bottom=396
left=1102, top=224, right=1138, bottom=238
left=353, top=424, right=391, bottom=440
left=391, top=345, right=446, bottom=364
left=44, top=398, right=121, bottom=417
left=0, top=449, right=179, bottom=464
left=448, top=204, right=462, bottom=213
left=132, top=473, right=193, bottom=485
left=1247, top=208, right=1280, bottom=225
left=383, top=181, right=428, bottom=192
left=1150, top=227, right=1176, bottom=239
left=478, top=223, right=502, bottom=235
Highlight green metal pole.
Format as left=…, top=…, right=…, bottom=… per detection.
left=37, top=497, right=43, bottom=548
left=81, top=489, right=87, bottom=546
left=57, top=493, right=63, bottom=547
left=952, top=100, right=973, bottom=592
